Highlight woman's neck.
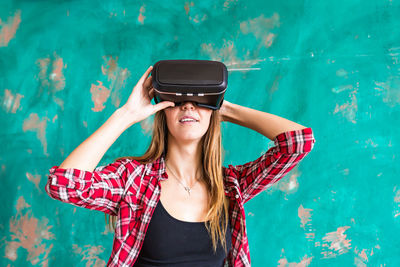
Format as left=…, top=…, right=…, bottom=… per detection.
left=165, top=141, right=203, bottom=185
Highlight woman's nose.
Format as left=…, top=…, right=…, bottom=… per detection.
left=181, top=101, right=196, bottom=109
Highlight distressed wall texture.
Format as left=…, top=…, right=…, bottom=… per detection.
left=1, top=0, right=399, bottom=266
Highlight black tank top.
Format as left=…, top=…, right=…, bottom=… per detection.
left=134, top=199, right=232, bottom=267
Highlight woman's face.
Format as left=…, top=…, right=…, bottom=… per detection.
left=164, top=101, right=213, bottom=143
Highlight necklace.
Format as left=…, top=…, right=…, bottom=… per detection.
left=166, top=163, right=201, bottom=196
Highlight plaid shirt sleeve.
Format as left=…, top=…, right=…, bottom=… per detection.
left=226, top=127, right=316, bottom=204
left=45, top=158, right=129, bottom=216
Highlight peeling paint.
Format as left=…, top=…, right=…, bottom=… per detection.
left=72, top=244, right=106, bottom=267
left=321, top=226, right=351, bottom=258
left=90, top=81, right=111, bottom=112
left=4, top=196, right=54, bottom=265
left=240, top=13, right=280, bottom=48
left=2, top=89, right=24, bottom=113
left=138, top=5, right=146, bottom=24
left=0, top=10, right=21, bottom=47
left=22, top=113, right=49, bottom=156
left=278, top=248, right=313, bottom=266
left=298, top=204, right=313, bottom=229
left=101, top=56, right=130, bottom=108
left=35, top=52, right=67, bottom=110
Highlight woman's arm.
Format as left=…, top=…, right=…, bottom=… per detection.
left=44, top=66, right=173, bottom=215
left=220, top=100, right=315, bottom=203
left=220, top=100, right=308, bottom=140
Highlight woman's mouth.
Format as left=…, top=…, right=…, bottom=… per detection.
left=179, top=119, right=198, bottom=124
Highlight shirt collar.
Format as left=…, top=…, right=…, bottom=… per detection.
left=148, top=151, right=168, bottom=181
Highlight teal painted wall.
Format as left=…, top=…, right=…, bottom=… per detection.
left=1, top=0, right=398, bottom=266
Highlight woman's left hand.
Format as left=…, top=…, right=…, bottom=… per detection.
left=219, top=99, right=231, bottom=122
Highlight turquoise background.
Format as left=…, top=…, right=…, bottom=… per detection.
left=1, top=0, right=399, bottom=266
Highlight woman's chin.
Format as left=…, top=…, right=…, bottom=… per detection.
left=175, top=135, right=203, bottom=143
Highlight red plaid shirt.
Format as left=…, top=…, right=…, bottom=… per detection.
left=45, top=127, right=315, bottom=266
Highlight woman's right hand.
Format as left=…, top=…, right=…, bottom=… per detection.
left=120, top=66, right=175, bottom=125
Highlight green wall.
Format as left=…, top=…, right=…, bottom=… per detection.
left=1, top=0, right=398, bottom=266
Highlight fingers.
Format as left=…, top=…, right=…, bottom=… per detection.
left=153, top=101, right=175, bottom=113
left=148, top=88, right=155, bottom=99
left=138, top=66, right=153, bottom=85
left=143, top=75, right=153, bottom=90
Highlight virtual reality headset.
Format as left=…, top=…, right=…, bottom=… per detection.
left=151, top=59, right=228, bottom=110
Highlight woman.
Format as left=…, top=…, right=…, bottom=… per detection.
left=45, top=66, right=316, bottom=267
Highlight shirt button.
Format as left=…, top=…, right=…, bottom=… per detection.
left=235, top=194, right=239, bottom=199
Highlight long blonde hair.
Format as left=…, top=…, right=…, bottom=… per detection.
left=105, top=108, right=230, bottom=254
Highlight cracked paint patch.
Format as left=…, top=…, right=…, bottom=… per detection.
left=333, top=87, right=358, bottom=123
left=35, top=52, right=67, bottom=110
left=26, top=172, right=41, bottom=193
left=72, top=244, right=106, bottom=267
left=240, top=13, right=280, bottom=48
left=320, top=226, right=351, bottom=259
left=90, top=81, right=111, bottom=112
left=298, top=204, right=313, bottom=229
left=138, top=5, right=146, bottom=24
left=4, top=196, right=54, bottom=265
left=0, top=10, right=21, bottom=47
left=101, top=56, right=130, bottom=108
left=298, top=204, right=315, bottom=243
left=22, top=113, right=49, bottom=156
left=184, top=2, right=207, bottom=24
left=393, top=186, right=400, bottom=218
left=2, top=89, right=24, bottom=113
left=278, top=248, right=313, bottom=266
left=223, top=0, right=238, bottom=10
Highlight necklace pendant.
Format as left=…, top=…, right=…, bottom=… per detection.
left=185, top=187, right=191, bottom=195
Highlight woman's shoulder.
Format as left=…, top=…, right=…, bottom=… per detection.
left=115, top=156, right=166, bottom=177
left=112, top=157, right=146, bottom=175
